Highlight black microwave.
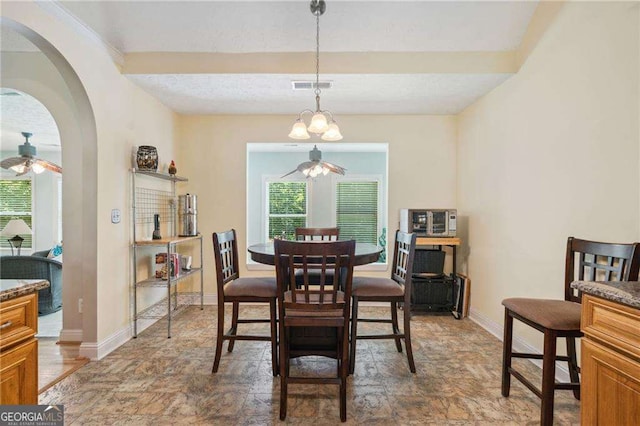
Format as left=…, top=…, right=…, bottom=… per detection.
left=400, top=209, right=457, bottom=237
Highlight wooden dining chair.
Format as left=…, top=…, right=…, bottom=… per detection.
left=294, top=227, right=340, bottom=285
left=349, top=230, right=417, bottom=374
left=295, top=227, right=340, bottom=241
left=501, top=236, right=640, bottom=426
left=212, top=229, right=278, bottom=376
left=274, top=239, right=356, bottom=422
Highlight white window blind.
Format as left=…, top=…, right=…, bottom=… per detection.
left=336, top=181, right=378, bottom=244
left=267, top=181, right=307, bottom=240
left=0, top=179, right=33, bottom=249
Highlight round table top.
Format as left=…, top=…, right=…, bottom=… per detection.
left=248, top=242, right=382, bottom=266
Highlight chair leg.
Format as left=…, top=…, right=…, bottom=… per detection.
left=339, top=325, right=348, bottom=422
left=349, top=297, right=359, bottom=375
left=501, top=309, right=513, bottom=397
left=566, top=337, right=580, bottom=400
left=391, top=301, right=402, bottom=352
left=212, top=301, right=225, bottom=373
left=279, top=326, right=288, bottom=421
left=541, top=330, right=557, bottom=426
left=227, top=301, right=239, bottom=352
left=403, top=301, right=416, bottom=373
left=270, top=298, right=278, bottom=377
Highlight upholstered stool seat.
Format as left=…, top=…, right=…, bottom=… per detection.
left=352, top=277, right=405, bottom=297
left=502, top=298, right=581, bottom=330
left=224, top=277, right=277, bottom=298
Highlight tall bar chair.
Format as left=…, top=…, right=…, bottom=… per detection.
left=274, top=239, right=356, bottom=422
left=501, top=236, right=640, bottom=425
left=295, top=227, right=340, bottom=241
left=349, top=230, right=417, bottom=374
left=295, top=227, right=340, bottom=285
left=212, top=229, right=278, bottom=376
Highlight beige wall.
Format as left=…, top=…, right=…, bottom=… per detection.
left=177, top=115, right=457, bottom=295
left=2, top=2, right=177, bottom=351
left=457, top=0, right=639, bottom=350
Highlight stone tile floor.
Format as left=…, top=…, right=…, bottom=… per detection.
left=40, top=306, right=580, bottom=425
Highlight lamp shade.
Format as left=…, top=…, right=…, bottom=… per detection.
left=31, top=163, right=45, bottom=174
left=321, top=122, right=343, bottom=141
left=307, top=113, right=329, bottom=134
left=288, top=121, right=311, bottom=140
left=0, top=219, right=32, bottom=236
left=10, top=164, right=26, bottom=174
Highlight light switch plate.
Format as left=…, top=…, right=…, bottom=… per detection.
left=111, top=209, right=121, bottom=224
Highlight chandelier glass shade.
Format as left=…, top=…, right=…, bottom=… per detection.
left=288, top=0, right=343, bottom=142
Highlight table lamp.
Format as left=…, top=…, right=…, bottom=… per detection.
left=0, top=219, right=32, bottom=255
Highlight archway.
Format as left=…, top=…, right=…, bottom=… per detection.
left=1, top=17, right=98, bottom=349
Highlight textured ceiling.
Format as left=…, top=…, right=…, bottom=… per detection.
left=0, top=90, right=60, bottom=153
left=127, top=73, right=512, bottom=115
left=1, top=1, right=539, bottom=151
left=57, top=1, right=538, bottom=53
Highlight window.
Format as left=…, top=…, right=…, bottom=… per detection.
left=247, top=143, right=388, bottom=267
left=336, top=180, right=380, bottom=244
left=0, top=179, right=33, bottom=249
left=267, top=181, right=307, bottom=241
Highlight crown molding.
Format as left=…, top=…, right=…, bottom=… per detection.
left=36, top=0, right=124, bottom=66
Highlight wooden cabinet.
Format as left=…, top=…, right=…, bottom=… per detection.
left=580, top=294, right=640, bottom=425
left=0, top=293, right=38, bottom=404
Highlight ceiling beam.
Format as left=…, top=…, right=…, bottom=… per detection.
left=122, top=51, right=517, bottom=75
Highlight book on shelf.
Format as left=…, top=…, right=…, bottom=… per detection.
left=154, top=252, right=180, bottom=279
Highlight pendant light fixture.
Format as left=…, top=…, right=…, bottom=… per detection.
left=288, top=0, right=343, bottom=142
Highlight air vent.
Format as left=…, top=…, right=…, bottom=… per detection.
left=292, top=81, right=333, bottom=90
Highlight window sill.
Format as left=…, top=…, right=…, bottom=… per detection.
left=246, top=261, right=388, bottom=272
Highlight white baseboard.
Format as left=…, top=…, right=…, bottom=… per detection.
left=59, top=328, right=83, bottom=342
left=469, top=307, right=571, bottom=383
left=78, top=294, right=216, bottom=360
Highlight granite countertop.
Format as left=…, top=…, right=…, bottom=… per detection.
left=571, top=281, right=640, bottom=310
left=0, top=279, right=50, bottom=302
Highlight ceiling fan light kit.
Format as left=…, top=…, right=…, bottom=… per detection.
left=0, top=132, right=62, bottom=176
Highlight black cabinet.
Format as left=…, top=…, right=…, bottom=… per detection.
left=410, top=238, right=465, bottom=318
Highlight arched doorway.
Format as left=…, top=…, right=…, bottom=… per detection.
left=1, top=17, right=99, bottom=352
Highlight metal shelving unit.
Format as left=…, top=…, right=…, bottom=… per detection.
left=131, top=169, right=203, bottom=338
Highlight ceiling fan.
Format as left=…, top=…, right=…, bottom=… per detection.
left=281, top=145, right=346, bottom=179
left=0, top=132, right=62, bottom=176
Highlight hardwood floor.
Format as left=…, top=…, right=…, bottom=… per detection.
left=38, top=337, right=89, bottom=394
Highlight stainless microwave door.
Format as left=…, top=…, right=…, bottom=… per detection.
left=430, top=211, right=448, bottom=235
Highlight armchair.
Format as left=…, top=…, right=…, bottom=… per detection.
left=0, top=255, right=63, bottom=315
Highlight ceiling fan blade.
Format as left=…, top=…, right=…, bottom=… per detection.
left=321, top=161, right=346, bottom=175
left=0, top=157, right=26, bottom=170
left=34, top=159, right=62, bottom=174
left=280, top=168, right=299, bottom=178
left=296, top=161, right=316, bottom=172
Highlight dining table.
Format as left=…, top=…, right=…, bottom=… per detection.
left=247, top=241, right=382, bottom=266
